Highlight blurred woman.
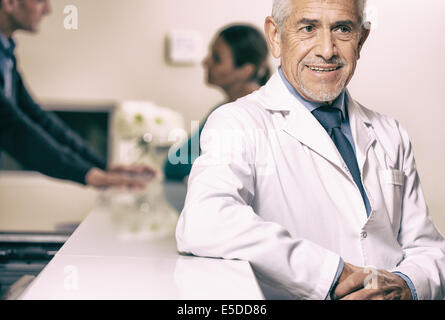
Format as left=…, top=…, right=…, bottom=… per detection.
left=164, top=24, right=270, bottom=181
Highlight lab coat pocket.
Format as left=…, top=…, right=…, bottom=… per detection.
left=379, top=169, right=405, bottom=230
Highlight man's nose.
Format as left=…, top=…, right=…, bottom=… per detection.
left=314, top=29, right=337, bottom=61
left=43, top=0, right=52, bottom=15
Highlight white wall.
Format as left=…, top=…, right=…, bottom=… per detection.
left=15, top=0, right=275, bottom=127
left=5, top=0, right=445, bottom=233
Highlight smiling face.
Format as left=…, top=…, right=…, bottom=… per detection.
left=266, top=0, right=369, bottom=102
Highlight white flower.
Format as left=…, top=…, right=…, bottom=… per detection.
left=114, top=100, right=185, bottom=145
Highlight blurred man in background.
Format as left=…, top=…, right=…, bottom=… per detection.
left=0, top=0, right=154, bottom=188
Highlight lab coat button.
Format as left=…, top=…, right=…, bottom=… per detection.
left=361, top=231, right=368, bottom=239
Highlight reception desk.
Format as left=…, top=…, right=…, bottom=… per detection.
left=19, top=183, right=265, bottom=300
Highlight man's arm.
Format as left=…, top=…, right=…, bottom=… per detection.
left=0, top=93, right=149, bottom=189
left=14, top=72, right=107, bottom=170
left=176, top=106, right=341, bottom=299
left=0, top=92, right=93, bottom=184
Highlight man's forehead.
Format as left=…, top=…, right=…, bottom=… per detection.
left=289, top=0, right=361, bottom=20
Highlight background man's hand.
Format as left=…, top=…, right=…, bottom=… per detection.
left=108, top=164, right=157, bottom=180
left=332, top=262, right=413, bottom=300
left=85, top=167, right=153, bottom=189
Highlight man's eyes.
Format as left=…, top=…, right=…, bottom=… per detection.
left=335, top=25, right=352, bottom=34
left=300, top=25, right=315, bottom=33
left=298, top=25, right=352, bottom=34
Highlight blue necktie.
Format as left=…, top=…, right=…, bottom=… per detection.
left=312, top=106, right=371, bottom=216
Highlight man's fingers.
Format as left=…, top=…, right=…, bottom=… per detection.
left=340, top=289, right=364, bottom=300
left=86, top=168, right=148, bottom=189
left=109, top=164, right=154, bottom=173
left=340, top=288, right=381, bottom=300
left=105, top=172, right=147, bottom=189
left=333, top=269, right=368, bottom=299
left=108, top=164, right=157, bottom=180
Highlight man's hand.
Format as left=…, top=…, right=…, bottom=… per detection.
left=108, top=164, right=157, bottom=180
left=332, top=263, right=413, bottom=300
left=330, top=262, right=363, bottom=299
left=85, top=167, right=150, bottom=189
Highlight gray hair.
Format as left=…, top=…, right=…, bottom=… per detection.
left=272, top=0, right=368, bottom=29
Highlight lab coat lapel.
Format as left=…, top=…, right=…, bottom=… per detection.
left=260, top=72, right=345, bottom=170
left=346, top=91, right=377, bottom=174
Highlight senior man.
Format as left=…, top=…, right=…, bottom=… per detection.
left=176, top=0, right=445, bottom=300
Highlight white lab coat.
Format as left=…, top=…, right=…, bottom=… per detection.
left=176, top=71, right=445, bottom=300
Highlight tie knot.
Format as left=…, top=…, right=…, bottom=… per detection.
left=312, top=106, right=342, bottom=133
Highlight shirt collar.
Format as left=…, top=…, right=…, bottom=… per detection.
left=278, top=66, right=346, bottom=120
left=0, top=33, right=16, bottom=57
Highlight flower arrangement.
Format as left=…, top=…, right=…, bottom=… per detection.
left=112, top=100, right=185, bottom=171
left=105, top=100, right=185, bottom=240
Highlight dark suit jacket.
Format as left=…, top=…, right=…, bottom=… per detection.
left=0, top=67, right=106, bottom=184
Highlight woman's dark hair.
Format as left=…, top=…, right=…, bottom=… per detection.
left=218, top=24, right=271, bottom=86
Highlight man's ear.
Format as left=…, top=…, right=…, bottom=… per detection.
left=357, top=24, right=370, bottom=60
left=264, top=16, right=282, bottom=59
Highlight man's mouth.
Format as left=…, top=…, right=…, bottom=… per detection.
left=306, top=65, right=342, bottom=72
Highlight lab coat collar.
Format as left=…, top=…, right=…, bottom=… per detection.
left=260, top=71, right=299, bottom=112
left=347, top=94, right=377, bottom=174
left=259, top=71, right=376, bottom=172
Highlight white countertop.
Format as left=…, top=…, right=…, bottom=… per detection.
left=0, top=172, right=98, bottom=232
left=19, top=183, right=265, bottom=300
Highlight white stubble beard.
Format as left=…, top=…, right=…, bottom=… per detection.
left=298, top=75, right=348, bottom=103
